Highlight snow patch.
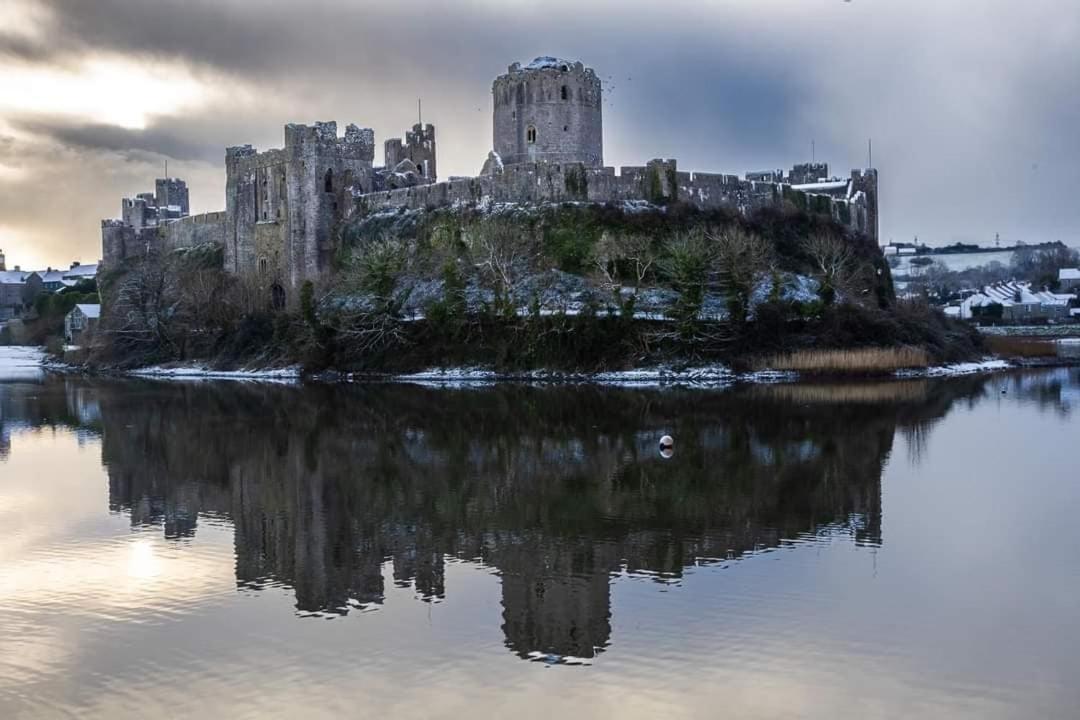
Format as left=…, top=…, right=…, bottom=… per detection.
left=128, top=365, right=302, bottom=383
left=0, top=346, right=46, bottom=382
left=895, top=358, right=1011, bottom=378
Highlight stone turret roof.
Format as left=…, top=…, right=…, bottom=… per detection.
left=525, top=56, right=576, bottom=70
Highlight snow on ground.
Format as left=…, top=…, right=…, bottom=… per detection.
left=128, top=365, right=302, bottom=383
left=895, top=358, right=1011, bottom=378
left=0, top=346, right=46, bottom=382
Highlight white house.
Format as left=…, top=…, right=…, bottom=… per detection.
left=1060, top=268, right=1080, bottom=292
left=64, top=304, right=100, bottom=344
left=959, top=281, right=1075, bottom=321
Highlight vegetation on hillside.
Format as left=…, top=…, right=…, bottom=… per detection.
left=85, top=201, right=982, bottom=375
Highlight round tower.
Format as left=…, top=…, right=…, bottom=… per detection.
left=492, top=57, right=603, bottom=167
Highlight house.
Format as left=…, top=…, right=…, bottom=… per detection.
left=64, top=304, right=100, bottom=344
left=37, top=269, right=67, bottom=292
left=0, top=269, right=44, bottom=321
left=959, top=281, right=1075, bottom=322
left=1060, top=268, right=1080, bottom=292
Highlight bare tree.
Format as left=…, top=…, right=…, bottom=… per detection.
left=709, top=227, right=772, bottom=324
left=802, top=231, right=863, bottom=306
left=594, top=232, right=659, bottom=291
left=469, top=219, right=539, bottom=315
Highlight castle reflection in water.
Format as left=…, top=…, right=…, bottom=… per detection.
left=2, top=371, right=1076, bottom=661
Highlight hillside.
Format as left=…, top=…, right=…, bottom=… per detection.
left=85, top=199, right=982, bottom=375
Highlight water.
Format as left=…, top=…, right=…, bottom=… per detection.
left=1, top=363, right=1079, bottom=718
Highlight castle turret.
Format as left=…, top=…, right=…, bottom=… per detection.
left=492, top=57, right=603, bottom=167
left=385, top=124, right=437, bottom=183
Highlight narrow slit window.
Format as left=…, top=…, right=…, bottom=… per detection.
left=527, top=126, right=537, bottom=144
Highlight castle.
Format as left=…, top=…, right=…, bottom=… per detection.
left=103, top=57, right=878, bottom=299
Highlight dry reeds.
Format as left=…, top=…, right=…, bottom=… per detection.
left=750, top=379, right=931, bottom=404
left=755, top=347, right=930, bottom=375
left=983, top=336, right=1058, bottom=359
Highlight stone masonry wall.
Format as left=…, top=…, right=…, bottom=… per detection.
left=102, top=212, right=227, bottom=269
left=226, top=121, right=376, bottom=290
left=493, top=59, right=603, bottom=167
left=351, top=159, right=878, bottom=242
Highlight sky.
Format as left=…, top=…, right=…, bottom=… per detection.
left=0, top=0, right=1078, bottom=270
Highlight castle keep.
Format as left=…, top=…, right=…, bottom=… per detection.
left=102, top=56, right=878, bottom=298
left=492, top=57, right=603, bottom=167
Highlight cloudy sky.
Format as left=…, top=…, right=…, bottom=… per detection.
left=1, top=0, right=1078, bottom=270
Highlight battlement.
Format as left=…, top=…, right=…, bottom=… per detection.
left=283, top=121, right=375, bottom=161
left=493, top=56, right=604, bottom=168
left=170, top=211, right=226, bottom=226
left=350, top=157, right=878, bottom=242
left=789, top=162, right=830, bottom=185
left=226, top=144, right=258, bottom=159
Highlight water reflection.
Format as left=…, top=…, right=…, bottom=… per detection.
left=9, top=371, right=1073, bottom=664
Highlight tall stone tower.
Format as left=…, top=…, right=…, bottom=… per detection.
left=492, top=57, right=603, bottom=167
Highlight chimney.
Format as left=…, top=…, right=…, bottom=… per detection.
left=0, top=248, right=5, bottom=272
left=71, top=261, right=80, bottom=269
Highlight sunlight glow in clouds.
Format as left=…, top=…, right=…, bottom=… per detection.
left=0, top=57, right=208, bottom=130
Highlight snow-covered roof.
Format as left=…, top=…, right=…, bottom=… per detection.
left=1060, top=268, right=1080, bottom=281
left=790, top=180, right=849, bottom=193
left=0, top=270, right=29, bottom=284
left=63, top=264, right=98, bottom=279
left=525, top=56, right=576, bottom=70
left=38, top=270, right=65, bottom=283
left=74, top=304, right=101, bottom=319
left=961, top=281, right=1074, bottom=315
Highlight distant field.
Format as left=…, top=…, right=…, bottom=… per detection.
left=890, top=250, right=1014, bottom=276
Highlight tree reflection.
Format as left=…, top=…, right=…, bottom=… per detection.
left=0, top=371, right=1047, bottom=661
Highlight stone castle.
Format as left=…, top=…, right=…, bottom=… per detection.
left=103, top=56, right=878, bottom=297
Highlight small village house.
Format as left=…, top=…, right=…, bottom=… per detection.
left=0, top=268, right=44, bottom=321
left=959, top=281, right=1076, bottom=322
left=64, top=304, right=100, bottom=345
left=1060, top=268, right=1080, bottom=292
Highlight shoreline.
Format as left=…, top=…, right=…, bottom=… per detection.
left=14, top=350, right=1062, bottom=387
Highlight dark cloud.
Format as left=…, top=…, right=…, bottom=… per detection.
left=2, top=0, right=1080, bottom=269
left=12, top=118, right=219, bottom=163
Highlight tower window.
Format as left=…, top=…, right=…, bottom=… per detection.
left=527, top=126, right=537, bottom=144
left=324, top=168, right=334, bottom=193
left=259, top=257, right=268, bottom=275
left=561, top=85, right=568, bottom=101
left=564, top=125, right=569, bottom=132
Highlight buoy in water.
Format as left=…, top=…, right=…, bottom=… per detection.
left=659, top=435, right=674, bottom=459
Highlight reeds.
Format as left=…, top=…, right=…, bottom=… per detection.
left=983, top=336, right=1058, bottom=358
left=755, top=347, right=930, bottom=376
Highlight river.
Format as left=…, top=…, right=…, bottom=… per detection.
left=1, top=357, right=1078, bottom=718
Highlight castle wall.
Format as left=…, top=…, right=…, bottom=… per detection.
left=226, top=122, right=376, bottom=290
left=385, top=124, right=437, bottom=182
left=493, top=59, right=603, bottom=167
left=352, top=159, right=879, bottom=242
left=159, top=212, right=226, bottom=253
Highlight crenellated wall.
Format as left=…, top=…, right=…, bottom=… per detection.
left=350, top=159, right=878, bottom=241
left=226, top=121, right=376, bottom=290
left=102, top=212, right=227, bottom=269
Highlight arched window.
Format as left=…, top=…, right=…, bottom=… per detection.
left=324, top=168, right=334, bottom=193
left=561, top=85, right=568, bottom=101
left=527, top=126, right=537, bottom=144
left=271, top=283, right=286, bottom=311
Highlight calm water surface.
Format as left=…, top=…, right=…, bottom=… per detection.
left=1, top=360, right=1078, bottom=718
